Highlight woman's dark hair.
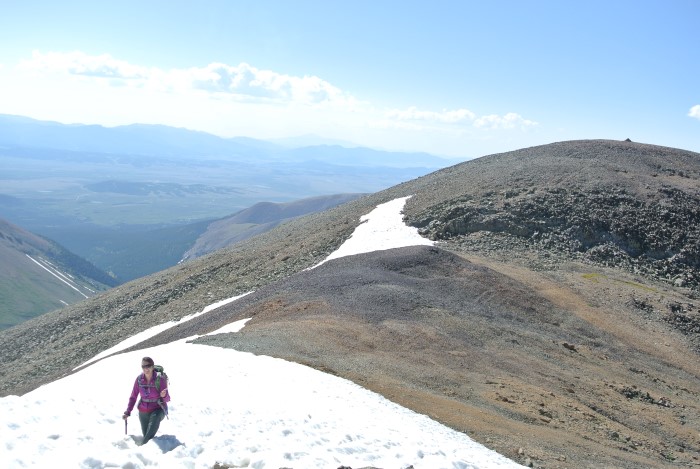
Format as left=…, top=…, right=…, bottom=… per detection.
left=141, top=356, right=155, bottom=366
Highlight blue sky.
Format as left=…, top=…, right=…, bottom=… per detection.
left=0, top=0, right=698, bottom=158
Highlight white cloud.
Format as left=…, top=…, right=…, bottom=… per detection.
left=186, top=62, right=353, bottom=105
left=689, top=105, right=700, bottom=120
left=18, top=51, right=357, bottom=107
left=2, top=50, right=541, bottom=157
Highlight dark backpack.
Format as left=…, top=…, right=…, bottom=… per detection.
left=153, top=364, right=169, bottom=391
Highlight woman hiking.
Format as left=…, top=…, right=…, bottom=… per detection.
left=122, top=356, right=170, bottom=445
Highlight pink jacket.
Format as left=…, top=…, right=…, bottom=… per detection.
left=125, top=372, right=170, bottom=415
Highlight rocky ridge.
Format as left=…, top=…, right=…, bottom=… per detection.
left=410, top=186, right=700, bottom=291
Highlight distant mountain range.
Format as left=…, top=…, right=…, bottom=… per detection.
left=0, top=114, right=455, bottom=167
left=0, top=114, right=459, bottom=283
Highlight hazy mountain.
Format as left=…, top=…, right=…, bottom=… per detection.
left=31, top=194, right=365, bottom=282
left=181, top=193, right=365, bottom=261
left=2, top=139, right=699, bottom=468
left=0, top=114, right=454, bottom=167
left=0, top=114, right=268, bottom=159
left=0, top=114, right=453, bottom=281
left=0, top=218, right=116, bottom=329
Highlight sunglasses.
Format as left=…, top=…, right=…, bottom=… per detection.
left=142, top=364, right=154, bottom=369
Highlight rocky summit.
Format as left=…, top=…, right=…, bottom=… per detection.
left=404, top=139, right=700, bottom=293
left=1, top=139, right=699, bottom=468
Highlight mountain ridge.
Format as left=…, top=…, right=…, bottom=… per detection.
left=2, top=139, right=699, bottom=468
left=0, top=218, right=116, bottom=329
left=181, top=193, right=365, bottom=261
left=0, top=113, right=455, bottom=167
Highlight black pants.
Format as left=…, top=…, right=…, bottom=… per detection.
left=138, top=409, right=165, bottom=444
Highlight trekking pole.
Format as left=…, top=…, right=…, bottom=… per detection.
left=125, top=419, right=128, bottom=435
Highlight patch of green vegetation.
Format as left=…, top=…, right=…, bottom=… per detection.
left=617, top=278, right=657, bottom=292
left=581, top=273, right=603, bottom=282
left=581, top=272, right=657, bottom=292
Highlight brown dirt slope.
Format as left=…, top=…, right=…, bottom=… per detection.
left=179, top=245, right=700, bottom=469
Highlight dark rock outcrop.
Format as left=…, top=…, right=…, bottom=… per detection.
left=401, top=139, right=700, bottom=292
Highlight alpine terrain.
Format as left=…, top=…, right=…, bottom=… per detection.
left=1, top=139, right=699, bottom=468
left=0, top=217, right=116, bottom=329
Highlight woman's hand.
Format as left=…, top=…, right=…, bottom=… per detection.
left=160, top=389, right=167, bottom=398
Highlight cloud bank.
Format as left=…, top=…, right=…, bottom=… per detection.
left=19, top=51, right=357, bottom=107
left=4, top=50, right=541, bottom=157
left=18, top=51, right=536, bottom=127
